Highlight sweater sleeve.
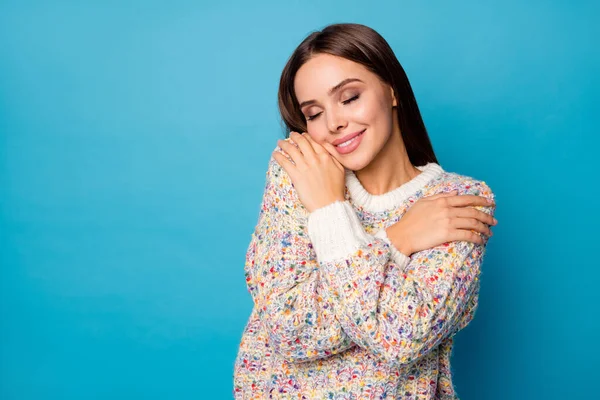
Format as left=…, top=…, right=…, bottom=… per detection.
left=244, top=154, right=375, bottom=362
left=307, top=181, right=496, bottom=367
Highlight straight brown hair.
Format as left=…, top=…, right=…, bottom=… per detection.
left=277, top=23, right=438, bottom=166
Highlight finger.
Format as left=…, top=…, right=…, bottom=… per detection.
left=301, top=132, right=328, bottom=155
left=278, top=138, right=305, bottom=166
left=319, top=141, right=346, bottom=172
left=447, top=229, right=485, bottom=245
left=449, top=216, right=492, bottom=236
left=279, top=149, right=296, bottom=165
left=273, top=149, right=296, bottom=169
left=290, top=131, right=319, bottom=162
left=446, top=194, right=494, bottom=208
left=452, top=207, right=497, bottom=226
left=274, top=145, right=295, bottom=165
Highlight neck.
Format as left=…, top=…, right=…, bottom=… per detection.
left=354, top=127, right=419, bottom=196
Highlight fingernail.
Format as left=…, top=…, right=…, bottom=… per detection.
left=487, top=198, right=493, bottom=203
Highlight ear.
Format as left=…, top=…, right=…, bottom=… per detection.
left=389, top=86, right=398, bottom=108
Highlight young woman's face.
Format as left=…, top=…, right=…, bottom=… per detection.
left=294, top=53, right=398, bottom=171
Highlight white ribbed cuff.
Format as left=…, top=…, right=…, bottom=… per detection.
left=307, top=200, right=373, bottom=264
left=373, top=228, right=411, bottom=268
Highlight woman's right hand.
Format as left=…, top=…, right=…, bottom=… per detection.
left=386, top=190, right=497, bottom=256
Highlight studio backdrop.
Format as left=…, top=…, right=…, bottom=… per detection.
left=1, top=0, right=597, bottom=399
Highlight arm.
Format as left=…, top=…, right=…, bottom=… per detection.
left=307, top=181, right=495, bottom=367
left=244, top=155, right=398, bottom=362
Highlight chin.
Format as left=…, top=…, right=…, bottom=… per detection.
left=336, top=152, right=372, bottom=172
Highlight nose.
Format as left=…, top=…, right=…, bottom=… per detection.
left=327, top=107, right=348, bottom=132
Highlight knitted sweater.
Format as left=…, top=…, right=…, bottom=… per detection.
left=233, top=147, right=496, bottom=400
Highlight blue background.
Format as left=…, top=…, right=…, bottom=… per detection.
left=1, top=1, right=597, bottom=399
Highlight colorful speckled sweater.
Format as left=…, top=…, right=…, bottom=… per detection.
left=233, top=149, right=496, bottom=399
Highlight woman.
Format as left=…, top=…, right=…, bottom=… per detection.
left=234, top=23, right=497, bottom=399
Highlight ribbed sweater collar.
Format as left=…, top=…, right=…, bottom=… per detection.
left=345, top=162, right=445, bottom=213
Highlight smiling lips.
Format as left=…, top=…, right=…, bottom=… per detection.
left=333, top=129, right=366, bottom=146
left=334, top=129, right=366, bottom=155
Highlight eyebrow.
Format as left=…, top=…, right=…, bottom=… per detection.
left=298, top=78, right=364, bottom=108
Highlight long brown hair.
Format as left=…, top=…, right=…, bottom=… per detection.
left=277, top=23, right=438, bottom=166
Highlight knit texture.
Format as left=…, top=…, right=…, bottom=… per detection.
left=233, top=147, right=496, bottom=399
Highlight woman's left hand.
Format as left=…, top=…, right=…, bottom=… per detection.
left=273, top=131, right=346, bottom=213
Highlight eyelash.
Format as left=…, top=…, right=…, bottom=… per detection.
left=306, top=94, right=360, bottom=121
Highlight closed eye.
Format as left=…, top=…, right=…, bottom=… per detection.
left=306, top=94, right=360, bottom=121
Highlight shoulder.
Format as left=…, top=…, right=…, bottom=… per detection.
left=444, top=170, right=495, bottom=199
left=260, top=145, right=307, bottom=217
left=425, top=168, right=497, bottom=216
left=266, top=145, right=291, bottom=186
left=265, top=145, right=294, bottom=197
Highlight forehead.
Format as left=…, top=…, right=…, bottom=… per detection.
left=294, top=53, right=374, bottom=101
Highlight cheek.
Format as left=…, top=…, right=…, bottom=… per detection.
left=307, top=118, right=332, bottom=141
left=352, top=97, right=384, bottom=123
left=306, top=130, right=328, bottom=145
